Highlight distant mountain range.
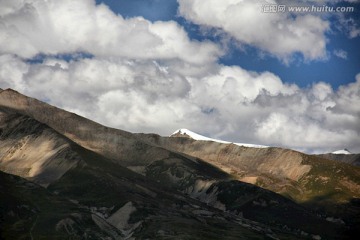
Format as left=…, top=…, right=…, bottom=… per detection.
left=1, top=88, right=360, bottom=239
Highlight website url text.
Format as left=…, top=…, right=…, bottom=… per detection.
left=262, top=5, right=355, bottom=13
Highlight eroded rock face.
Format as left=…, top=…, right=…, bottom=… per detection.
left=0, top=110, right=80, bottom=187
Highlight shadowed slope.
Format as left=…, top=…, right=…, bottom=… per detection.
left=0, top=171, right=124, bottom=239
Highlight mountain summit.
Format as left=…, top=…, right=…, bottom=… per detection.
left=332, top=149, right=352, bottom=155
left=171, top=128, right=269, bottom=148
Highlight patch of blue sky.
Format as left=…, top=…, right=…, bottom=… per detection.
left=95, top=0, right=179, bottom=22
left=25, top=52, right=94, bottom=64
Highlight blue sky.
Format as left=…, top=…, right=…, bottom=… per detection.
left=1, top=0, right=359, bottom=153
left=97, top=0, right=360, bottom=89
left=97, top=0, right=179, bottom=22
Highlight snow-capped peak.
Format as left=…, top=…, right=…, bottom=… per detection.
left=171, top=129, right=268, bottom=149
left=331, top=149, right=352, bottom=155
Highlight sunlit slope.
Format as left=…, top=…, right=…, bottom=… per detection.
left=138, top=131, right=360, bottom=205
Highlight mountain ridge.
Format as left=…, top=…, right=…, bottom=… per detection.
left=0, top=89, right=165, bottom=167
left=1, top=88, right=360, bottom=239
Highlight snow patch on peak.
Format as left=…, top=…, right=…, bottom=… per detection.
left=332, top=149, right=352, bottom=155
left=172, top=129, right=228, bottom=143
left=171, top=129, right=268, bottom=149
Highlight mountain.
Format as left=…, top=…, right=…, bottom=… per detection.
left=139, top=128, right=360, bottom=232
left=140, top=129, right=360, bottom=203
left=171, top=128, right=269, bottom=148
left=1, top=88, right=359, bottom=239
left=317, top=149, right=360, bottom=167
left=332, top=149, right=352, bottom=155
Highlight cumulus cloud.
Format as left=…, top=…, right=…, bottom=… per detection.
left=177, top=0, right=330, bottom=61
left=1, top=54, right=359, bottom=153
left=0, top=0, right=221, bottom=65
left=0, top=0, right=359, bottom=153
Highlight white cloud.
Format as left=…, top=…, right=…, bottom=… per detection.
left=0, top=0, right=358, bottom=154
left=0, top=0, right=221, bottom=65
left=330, top=74, right=360, bottom=115
left=255, top=112, right=358, bottom=152
left=178, top=0, right=330, bottom=61
left=333, top=49, right=348, bottom=59
left=1, top=54, right=359, bottom=153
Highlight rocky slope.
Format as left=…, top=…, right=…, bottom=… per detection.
left=1, top=88, right=359, bottom=239
left=138, top=130, right=360, bottom=206
left=0, top=110, right=81, bottom=187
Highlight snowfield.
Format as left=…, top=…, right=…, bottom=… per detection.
left=171, top=129, right=269, bottom=149
left=331, top=149, right=352, bottom=155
